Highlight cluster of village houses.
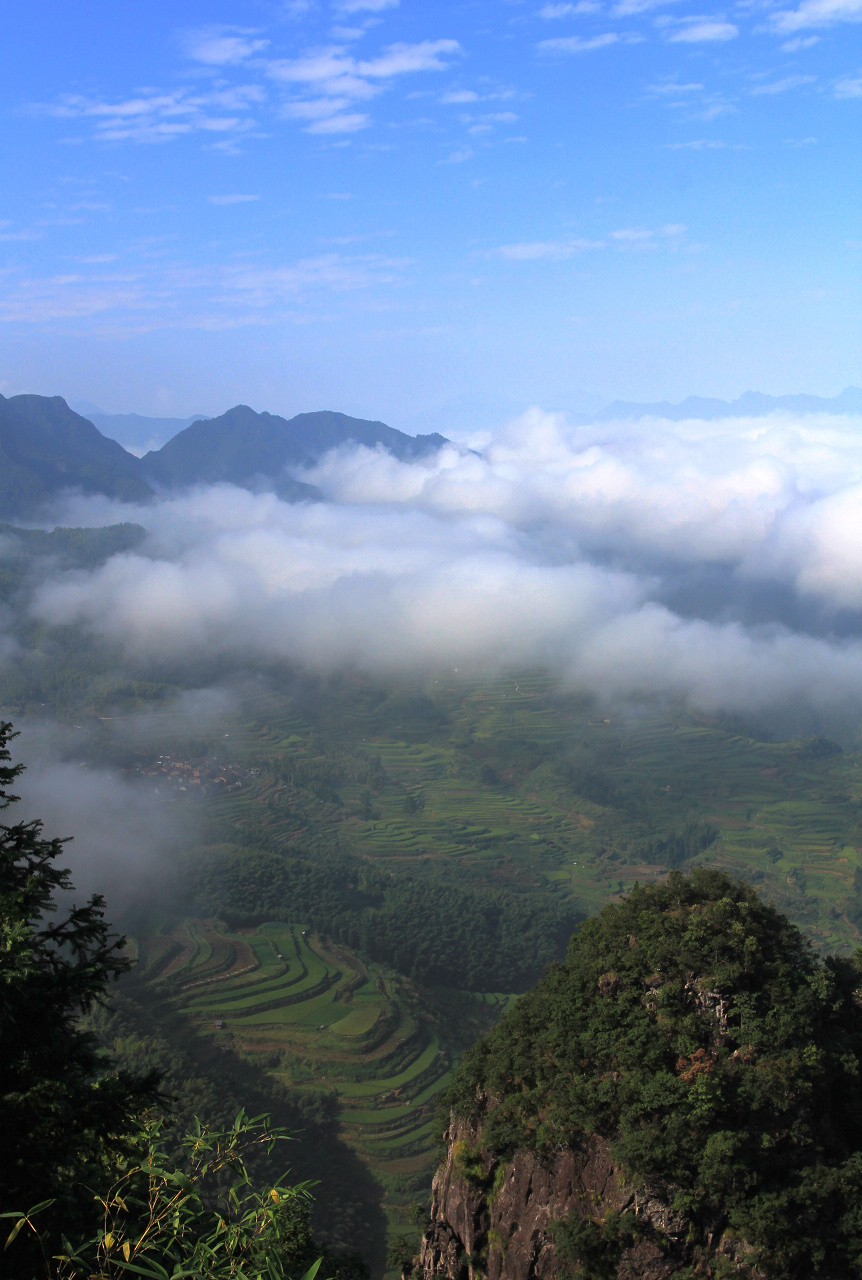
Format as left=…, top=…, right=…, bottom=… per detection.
left=140, top=754, right=257, bottom=797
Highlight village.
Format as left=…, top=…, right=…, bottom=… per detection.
left=137, top=754, right=256, bottom=798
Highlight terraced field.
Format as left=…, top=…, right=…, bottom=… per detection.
left=135, top=918, right=501, bottom=1238
left=183, top=672, right=862, bottom=953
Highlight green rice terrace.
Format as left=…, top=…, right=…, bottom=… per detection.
left=142, top=669, right=862, bottom=954
left=132, top=914, right=510, bottom=1240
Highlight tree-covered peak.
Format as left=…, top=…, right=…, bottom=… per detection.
left=444, top=870, right=862, bottom=1276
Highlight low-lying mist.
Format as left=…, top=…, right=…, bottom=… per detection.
left=9, top=406, right=862, bottom=722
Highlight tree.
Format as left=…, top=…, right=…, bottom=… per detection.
left=0, top=720, right=160, bottom=1272
left=444, top=869, right=862, bottom=1277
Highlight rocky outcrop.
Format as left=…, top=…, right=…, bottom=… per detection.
left=414, top=1116, right=755, bottom=1280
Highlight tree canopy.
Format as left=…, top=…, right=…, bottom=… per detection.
left=445, top=869, right=862, bottom=1278
left=0, top=720, right=160, bottom=1269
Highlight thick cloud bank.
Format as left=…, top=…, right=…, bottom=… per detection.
left=23, top=408, right=862, bottom=717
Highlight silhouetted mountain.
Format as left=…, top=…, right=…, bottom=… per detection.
left=593, top=386, right=862, bottom=422
left=0, top=396, right=451, bottom=516
left=0, top=394, right=155, bottom=516
left=140, top=405, right=448, bottom=496
left=80, top=411, right=211, bottom=455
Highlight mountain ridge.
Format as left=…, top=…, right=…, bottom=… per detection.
left=0, top=396, right=449, bottom=516
left=593, top=385, right=862, bottom=422
left=139, top=403, right=447, bottom=500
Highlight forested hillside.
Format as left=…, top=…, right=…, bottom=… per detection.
left=428, top=870, right=862, bottom=1278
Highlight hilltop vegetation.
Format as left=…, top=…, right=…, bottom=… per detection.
left=440, top=870, right=862, bottom=1278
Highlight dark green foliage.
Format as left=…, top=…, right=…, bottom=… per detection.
left=800, top=736, right=844, bottom=759
left=190, top=844, right=580, bottom=991
left=386, top=1233, right=419, bottom=1274
left=6, top=1112, right=326, bottom=1280
left=549, top=1210, right=642, bottom=1280
left=0, top=722, right=160, bottom=1271
left=444, top=870, right=862, bottom=1277
left=631, top=819, right=719, bottom=869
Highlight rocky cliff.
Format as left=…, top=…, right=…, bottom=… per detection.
left=415, top=1114, right=750, bottom=1280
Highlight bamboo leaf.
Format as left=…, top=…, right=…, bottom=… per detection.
left=4, top=1218, right=27, bottom=1250
left=299, top=1256, right=324, bottom=1280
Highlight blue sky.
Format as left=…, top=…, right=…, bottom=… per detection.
left=1, top=0, right=860, bottom=426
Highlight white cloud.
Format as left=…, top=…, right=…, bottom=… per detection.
left=771, top=0, right=862, bottom=29
left=667, top=19, right=738, bottom=41
left=750, top=74, right=815, bottom=94
left=31, top=406, right=862, bottom=718
left=35, top=86, right=264, bottom=144
left=268, top=39, right=461, bottom=132
left=336, top=0, right=399, bottom=10
left=495, top=237, right=605, bottom=260
left=834, top=74, right=862, bottom=97
left=358, top=41, right=462, bottom=76
left=440, top=90, right=479, bottom=103
left=308, top=111, right=371, bottom=132
left=185, top=28, right=269, bottom=65
left=662, top=139, right=734, bottom=148
left=208, top=193, right=260, bottom=204
left=648, top=79, right=705, bottom=93
left=537, top=32, right=619, bottom=51
left=612, top=0, right=681, bottom=15
left=539, top=2, right=602, bottom=16
left=781, top=34, right=820, bottom=46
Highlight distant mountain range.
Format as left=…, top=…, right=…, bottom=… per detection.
left=2, top=388, right=861, bottom=518
left=0, top=395, right=448, bottom=517
left=590, top=386, right=862, bottom=422
left=71, top=408, right=211, bottom=455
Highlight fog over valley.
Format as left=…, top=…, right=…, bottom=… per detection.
left=11, top=400, right=862, bottom=723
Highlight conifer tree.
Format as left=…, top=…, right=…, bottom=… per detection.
left=0, top=720, right=159, bottom=1267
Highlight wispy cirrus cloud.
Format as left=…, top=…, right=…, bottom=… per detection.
left=0, top=244, right=411, bottom=328
left=770, top=0, right=862, bottom=30
left=267, top=39, right=461, bottom=133
left=834, top=73, right=862, bottom=96
left=750, top=73, right=815, bottom=94
left=208, top=193, right=260, bottom=205
left=32, top=85, right=264, bottom=144
left=335, top=0, right=399, bottom=11
left=662, top=138, right=745, bottom=148
left=494, top=224, right=688, bottom=261
left=34, top=29, right=461, bottom=146
left=494, top=237, right=605, bottom=260
left=648, top=79, right=704, bottom=94
left=537, top=32, right=619, bottom=51
left=666, top=17, right=738, bottom=41
left=183, top=27, right=269, bottom=65
left=539, top=2, right=602, bottom=16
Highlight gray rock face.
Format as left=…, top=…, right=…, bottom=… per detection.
left=415, top=1116, right=757, bottom=1280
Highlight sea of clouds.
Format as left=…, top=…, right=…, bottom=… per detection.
left=19, top=406, right=862, bottom=719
